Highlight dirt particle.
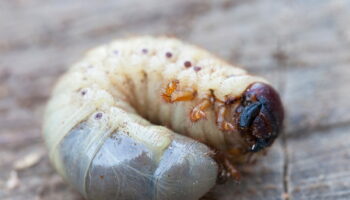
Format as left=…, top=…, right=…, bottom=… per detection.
left=14, top=151, right=43, bottom=170
left=142, top=48, right=148, bottom=54
left=6, top=171, right=20, bottom=190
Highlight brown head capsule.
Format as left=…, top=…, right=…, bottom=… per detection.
left=237, top=82, right=284, bottom=152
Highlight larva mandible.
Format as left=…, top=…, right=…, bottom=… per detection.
left=43, top=36, right=284, bottom=200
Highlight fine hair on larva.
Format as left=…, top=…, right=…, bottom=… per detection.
left=43, top=36, right=284, bottom=200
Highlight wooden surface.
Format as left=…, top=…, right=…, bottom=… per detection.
left=1, top=0, right=350, bottom=199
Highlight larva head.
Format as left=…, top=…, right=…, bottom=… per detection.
left=237, top=82, right=284, bottom=152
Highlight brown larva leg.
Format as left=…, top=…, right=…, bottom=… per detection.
left=162, top=80, right=179, bottom=103
left=223, top=158, right=241, bottom=181
left=170, top=88, right=196, bottom=102
left=189, top=96, right=214, bottom=122
left=216, top=103, right=235, bottom=131
left=215, top=151, right=241, bottom=183
left=162, top=80, right=196, bottom=103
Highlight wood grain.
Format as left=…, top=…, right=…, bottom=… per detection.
left=1, top=0, right=350, bottom=199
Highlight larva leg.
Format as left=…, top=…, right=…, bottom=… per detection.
left=223, top=158, right=241, bottom=181
left=215, top=152, right=241, bottom=183
left=170, top=88, right=196, bottom=102
left=215, top=103, right=235, bottom=131
left=161, top=80, right=196, bottom=103
left=161, top=80, right=179, bottom=103
left=189, top=97, right=213, bottom=122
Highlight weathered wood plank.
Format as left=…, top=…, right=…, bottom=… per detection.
left=284, top=64, right=350, bottom=134
left=1, top=0, right=350, bottom=199
left=288, top=125, right=350, bottom=200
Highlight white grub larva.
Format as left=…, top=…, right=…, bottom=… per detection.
left=43, top=36, right=284, bottom=200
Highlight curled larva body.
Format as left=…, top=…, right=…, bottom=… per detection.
left=43, top=36, right=284, bottom=200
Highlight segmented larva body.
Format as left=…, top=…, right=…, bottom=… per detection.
left=43, top=37, right=284, bottom=200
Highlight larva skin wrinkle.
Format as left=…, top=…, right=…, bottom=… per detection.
left=42, top=36, right=284, bottom=200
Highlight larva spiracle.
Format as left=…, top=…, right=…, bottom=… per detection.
left=43, top=36, right=284, bottom=200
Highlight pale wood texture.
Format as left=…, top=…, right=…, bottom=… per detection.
left=1, top=0, right=350, bottom=199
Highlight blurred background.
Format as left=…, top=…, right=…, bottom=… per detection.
left=1, top=0, right=350, bottom=199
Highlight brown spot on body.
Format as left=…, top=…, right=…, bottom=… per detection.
left=80, top=90, right=87, bottom=96
left=184, top=61, right=192, bottom=68
left=165, top=52, right=172, bottom=58
left=140, top=70, right=147, bottom=83
left=193, top=66, right=202, bottom=72
left=95, top=113, right=103, bottom=120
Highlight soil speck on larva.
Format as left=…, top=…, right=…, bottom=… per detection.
left=142, top=48, right=148, bottom=54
